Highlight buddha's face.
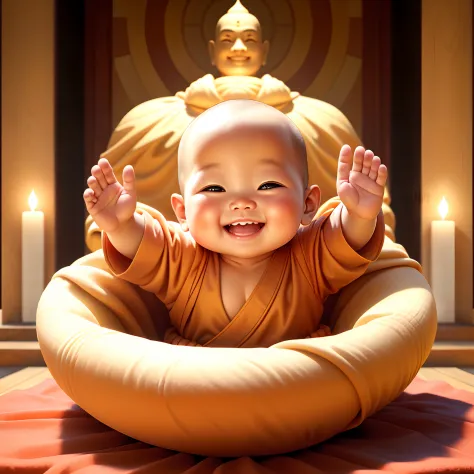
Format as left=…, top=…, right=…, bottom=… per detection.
left=209, top=13, right=269, bottom=76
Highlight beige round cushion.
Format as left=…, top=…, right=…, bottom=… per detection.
left=36, top=237, right=436, bottom=457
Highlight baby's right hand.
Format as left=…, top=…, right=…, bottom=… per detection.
left=83, top=159, right=136, bottom=233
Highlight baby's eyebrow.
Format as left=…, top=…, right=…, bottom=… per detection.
left=195, top=158, right=282, bottom=173
left=259, top=158, right=282, bottom=167
left=196, top=162, right=220, bottom=172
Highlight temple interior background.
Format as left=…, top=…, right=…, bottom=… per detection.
left=0, top=0, right=473, bottom=370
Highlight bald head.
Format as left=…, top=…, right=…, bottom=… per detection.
left=177, top=100, right=308, bottom=192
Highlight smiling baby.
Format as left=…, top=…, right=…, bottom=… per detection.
left=83, top=99, right=386, bottom=347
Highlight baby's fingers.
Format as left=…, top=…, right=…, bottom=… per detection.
left=318, top=324, right=332, bottom=337
left=362, top=149, right=374, bottom=175
left=87, top=176, right=102, bottom=197
left=337, top=145, right=352, bottom=185
left=83, top=188, right=97, bottom=211
left=307, top=325, right=332, bottom=338
left=98, top=158, right=118, bottom=186
left=122, top=165, right=136, bottom=195
left=368, top=156, right=381, bottom=180
left=376, top=164, right=388, bottom=186
left=91, top=164, right=108, bottom=190
left=352, top=146, right=366, bottom=173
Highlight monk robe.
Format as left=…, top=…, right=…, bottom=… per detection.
left=102, top=200, right=385, bottom=348
left=86, top=74, right=394, bottom=251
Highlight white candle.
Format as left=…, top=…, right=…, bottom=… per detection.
left=431, top=197, right=455, bottom=323
left=21, top=190, right=45, bottom=323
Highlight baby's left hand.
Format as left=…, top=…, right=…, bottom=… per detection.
left=336, top=145, right=388, bottom=220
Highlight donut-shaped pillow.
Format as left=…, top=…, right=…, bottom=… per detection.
left=37, top=202, right=436, bottom=457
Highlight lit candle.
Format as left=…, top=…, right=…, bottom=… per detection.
left=21, top=190, right=45, bottom=323
left=430, top=197, right=455, bottom=323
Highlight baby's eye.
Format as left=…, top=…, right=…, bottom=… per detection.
left=202, top=185, right=225, bottom=192
left=259, top=182, right=282, bottom=190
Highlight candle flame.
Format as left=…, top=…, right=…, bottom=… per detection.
left=28, top=190, right=38, bottom=211
left=438, top=196, right=448, bottom=220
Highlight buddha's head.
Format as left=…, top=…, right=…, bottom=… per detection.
left=208, top=0, right=269, bottom=77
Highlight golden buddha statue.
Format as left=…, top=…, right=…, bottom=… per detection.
left=85, top=0, right=394, bottom=251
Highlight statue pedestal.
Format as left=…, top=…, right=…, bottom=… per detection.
left=422, top=323, right=474, bottom=367
left=0, top=315, right=43, bottom=367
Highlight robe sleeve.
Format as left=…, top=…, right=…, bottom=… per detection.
left=101, top=210, right=199, bottom=306
left=297, top=203, right=385, bottom=301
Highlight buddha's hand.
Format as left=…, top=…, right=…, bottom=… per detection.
left=83, top=158, right=137, bottom=233
left=336, top=145, right=388, bottom=220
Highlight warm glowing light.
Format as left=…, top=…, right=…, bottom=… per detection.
left=28, top=190, right=38, bottom=212
left=438, top=196, right=448, bottom=220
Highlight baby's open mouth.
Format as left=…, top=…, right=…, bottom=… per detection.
left=224, top=221, right=265, bottom=237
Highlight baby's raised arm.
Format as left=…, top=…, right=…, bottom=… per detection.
left=83, top=158, right=146, bottom=259
left=336, top=145, right=387, bottom=250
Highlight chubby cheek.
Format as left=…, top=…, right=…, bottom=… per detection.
left=264, top=193, right=302, bottom=228
left=186, top=197, right=222, bottom=241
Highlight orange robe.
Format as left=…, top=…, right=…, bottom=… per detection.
left=102, top=202, right=385, bottom=348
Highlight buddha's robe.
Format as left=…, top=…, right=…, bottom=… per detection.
left=102, top=200, right=385, bottom=348
left=85, top=74, right=394, bottom=251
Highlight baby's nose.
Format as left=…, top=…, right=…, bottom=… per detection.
left=230, top=196, right=256, bottom=211
left=231, top=38, right=247, bottom=51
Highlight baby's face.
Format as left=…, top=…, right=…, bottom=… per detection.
left=178, top=124, right=310, bottom=259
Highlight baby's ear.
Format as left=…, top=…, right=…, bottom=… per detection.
left=301, top=185, right=320, bottom=226
left=171, top=193, right=189, bottom=231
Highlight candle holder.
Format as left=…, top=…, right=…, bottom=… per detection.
left=430, top=197, right=455, bottom=323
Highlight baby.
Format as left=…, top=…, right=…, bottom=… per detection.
left=83, top=99, right=387, bottom=348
